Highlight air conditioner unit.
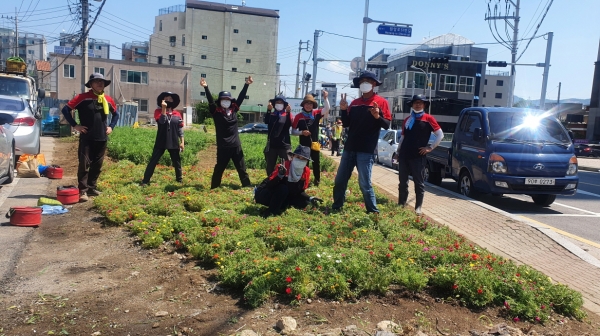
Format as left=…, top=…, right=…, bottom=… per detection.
left=170, top=42, right=176, bottom=47
left=389, top=66, right=396, bottom=71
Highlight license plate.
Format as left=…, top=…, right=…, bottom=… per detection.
left=525, top=178, right=555, bottom=185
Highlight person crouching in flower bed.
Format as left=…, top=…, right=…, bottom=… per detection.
left=140, top=92, right=185, bottom=185
left=254, top=145, right=323, bottom=217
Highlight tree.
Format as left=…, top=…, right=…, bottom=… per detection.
left=194, top=94, right=218, bottom=124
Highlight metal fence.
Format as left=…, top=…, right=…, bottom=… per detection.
left=109, top=103, right=138, bottom=127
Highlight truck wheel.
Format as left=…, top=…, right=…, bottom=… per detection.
left=458, top=171, right=476, bottom=198
left=531, top=194, right=556, bottom=207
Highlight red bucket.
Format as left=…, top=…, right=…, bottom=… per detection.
left=6, top=207, right=42, bottom=227
left=57, top=186, right=79, bottom=205
left=46, top=166, right=63, bottom=179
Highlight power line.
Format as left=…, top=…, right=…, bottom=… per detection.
left=516, top=0, right=554, bottom=62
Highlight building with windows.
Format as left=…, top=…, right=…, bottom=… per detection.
left=122, top=41, right=149, bottom=63
left=57, top=33, right=110, bottom=59
left=149, top=0, right=280, bottom=106
left=48, top=53, right=191, bottom=118
left=0, top=29, right=47, bottom=75
left=480, top=70, right=511, bottom=107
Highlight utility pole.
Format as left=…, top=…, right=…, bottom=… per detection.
left=2, top=10, right=19, bottom=57
left=557, top=82, right=561, bottom=106
left=360, top=0, right=370, bottom=72
left=81, top=0, right=90, bottom=93
left=539, top=32, right=553, bottom=111
left=294, top=40, right=309, bottom=98
left=485, top=0, right=520, bottom=107
left=301, top=61, right=307, bottom=97
left=311, top=30, right=320, bottom=95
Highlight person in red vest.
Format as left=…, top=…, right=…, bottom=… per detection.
left=61, top=73, right=119, bottom=202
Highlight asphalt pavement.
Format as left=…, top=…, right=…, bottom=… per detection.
left=0, top=136, right=56, bottom=285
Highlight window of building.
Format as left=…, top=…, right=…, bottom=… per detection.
left=233, top=47, right=238, bottom=52
left=396, top=72, right=406, bottom=89
left=94, top=67, right=105, bottom=76
left=483, top=92, right=487, bottom=98
left=182, top=34, right=185, bottom=46
left=157, top=56, right=163, bottom=65
left=484, top=79, right=488, bottom=85
left=440, top=74, right=457, bottom=92
left=97, top=45, right=102, bottom=50
left=120, top=70, right=148, bottom=84
left=202, top=35, right=207, bottom=40
left=200, top=92, right=206, bottom=96
left=247, top=40, right=252, bottom=44
left=181, top=54, right=185, bottom=66
left=135, top=58, right=146, bottom=63
left=174, top=16, right=177, bottom=21
left=159, top=20, right=162, bottom=31
left=231, top=85, right=237, bottom=90
left=201, top=73, right=206, bottom=78
left=496, top=80, right=504, bottom=86
left=495, top=93, right=503, bottom=99
left=458, top=76, right=474, bottom=93
left=133, top=98, right=149, bottom=112
left=246, top=59, right=251, bottom=63
left=232, top=68, right=237, bottom=72
left=169, top=36, right=176, bottom=47
left=245, top=95, right=249, bottom=99
left=407, top=72, right=437, bottom=90
left=168, top=54, right=175, bottom=66
left=201, top=55, right=207, bottom=59
left=28, top=50, right=34, bottom=55
left=63, top=64, right=75, bottom=78
left=234, top=29, right=239, bottom=33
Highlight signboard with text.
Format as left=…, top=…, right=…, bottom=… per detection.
left=377, top=25, right=412, bottom=37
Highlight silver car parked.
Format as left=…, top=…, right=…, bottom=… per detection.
left=0, top=95, right=41, bottom=155
left=0, top=112, right=16, bottom=185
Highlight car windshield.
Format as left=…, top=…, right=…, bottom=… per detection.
left=0, top=97, right=25, bottom=111
left=379, top=129, right=387, bottom=139
left=488, top=111, right=571, bottom=144
left=0, top=77, right=29, bottom=99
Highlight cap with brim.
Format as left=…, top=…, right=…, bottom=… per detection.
left=269, top=95, right=289, bottom=107
left=301, top=94, right=318, bottom=109
left=157, top=92, right=181, bottom=108
left=352, top=70, right=382, bottom=88
left=85, top=73, right=111, bottom=88
left=407, top=94, right=430, bottom=109
left=288, top=145, right=312, bottom=161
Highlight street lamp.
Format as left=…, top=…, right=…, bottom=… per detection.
left=410, top=65, right=432, bottom=114
left=257, top=104, right=263, bottom=122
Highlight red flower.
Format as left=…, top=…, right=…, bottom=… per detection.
left=285, top=288, right=292, bottom=295
left=513, top=317, right=520, bottom=322
left=540, top=305, right=546, bottom=310
left=388, top=244, right=394, bottom=251
left=452, top=284, right=458, bottom=290
left=295, top=266, right=301, bottom=272
left=386, top=253, right=391, bottom=258
left=515, top=273, right=521, bottom=277
left=286, top=276, right=292, bottom=283
left=316, top=265, right=322, bottom=271
left=296, top=294, right=301, bottom=301
left=369, top=251, right=374, bottom=255
left=504, top=301, right=510, bottom=310
left=477, top=288, right=483, bottom=294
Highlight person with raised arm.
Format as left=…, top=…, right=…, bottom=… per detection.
left=263, top=95, right=292, bottom=176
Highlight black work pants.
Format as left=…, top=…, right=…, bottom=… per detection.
left=255, top=184, right=309, bottom=215
left=398, top=155, right=426, bottom=206
left=77, top=137, right=107, bottom=193
left=211, top=146, right=251, bottom=189
left=331, top=139, right=340, bottom=155
left=310, top=149, right=320, bottom=185
left=142, top=146, right=182, bottom=184
left=264, top=147, right=289, bottom=176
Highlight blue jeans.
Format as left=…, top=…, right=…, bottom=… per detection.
left=332, top=150, right=378, bottom=213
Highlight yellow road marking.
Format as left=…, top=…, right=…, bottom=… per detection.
left=519, top=215, right=600, bottom=249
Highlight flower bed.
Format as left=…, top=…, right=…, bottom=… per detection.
left=95, top=128, right=585, bottom=322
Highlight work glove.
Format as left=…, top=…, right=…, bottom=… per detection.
left=277, top=165, right=287, bottom=178
left=309, top=196, right=323, bottom=205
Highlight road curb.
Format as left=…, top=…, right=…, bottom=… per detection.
left=579, top=166, right=600, bottom=172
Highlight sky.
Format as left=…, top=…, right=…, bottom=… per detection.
left=2, top=0, right=599, bottom=103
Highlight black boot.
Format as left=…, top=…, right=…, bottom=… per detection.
left=398, top=191, right=408, bottom=207
left=415, top=193, right=424, bottom=215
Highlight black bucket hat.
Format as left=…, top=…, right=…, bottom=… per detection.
left=352, top=70, right=382, bottom=87
left=269, top=95, right=289, bottom=108
left=157, top=92, right=181, bottom=108
left=288, top=145, right=312, bottom=161
left=407, top=94, right=430, bottom=109
left=85, top=73, right=111, bottom=88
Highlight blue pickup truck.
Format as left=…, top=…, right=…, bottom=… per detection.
left=426, top=107, right=579, bottom=207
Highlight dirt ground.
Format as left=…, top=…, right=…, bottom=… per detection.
left=1, top=139, right=600, bottom=336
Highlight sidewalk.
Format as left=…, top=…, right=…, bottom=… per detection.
left=0, top=137, right=56, bottom=284
left=579, top=157, right=600, bottom=172
left=327, top=154, right=600, bottom=315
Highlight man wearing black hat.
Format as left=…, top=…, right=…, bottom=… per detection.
left=140, top=92, right=185, bottom=185
left=254, top=145, right=322, bottom=217
left=200, top=76, right=253, bottom=189
left=332, top=71, right=391, bottom=214
left=61, top=73, right=119, bottom=202
left=264, top=95, right=293, bottom=175
left=396, top=94, right=443, bottom=215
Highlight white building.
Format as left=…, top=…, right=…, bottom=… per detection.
left=0, top=29, right=47, bottom=74
left=149, top=0, right=280, bottom=105
left=481, top=70, right=512, bottom=107
left=57, top=33, right=110, bottom=59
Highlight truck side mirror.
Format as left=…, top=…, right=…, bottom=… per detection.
left=473, top=128, right=483, bottom=141
left=38, top=88, right=46, bottom=99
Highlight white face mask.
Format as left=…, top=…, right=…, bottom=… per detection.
left=412, top=109, right=424, bottom=114
left=221, top=100, right=231, bottom=109
left=288, top=157, right=306, bottom=182
left=359, top=82, right=373, bottom=93
left=275, top=103, right=284, bottom=111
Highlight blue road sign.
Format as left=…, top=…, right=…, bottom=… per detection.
left=377, top=25, right=412, bottom=37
